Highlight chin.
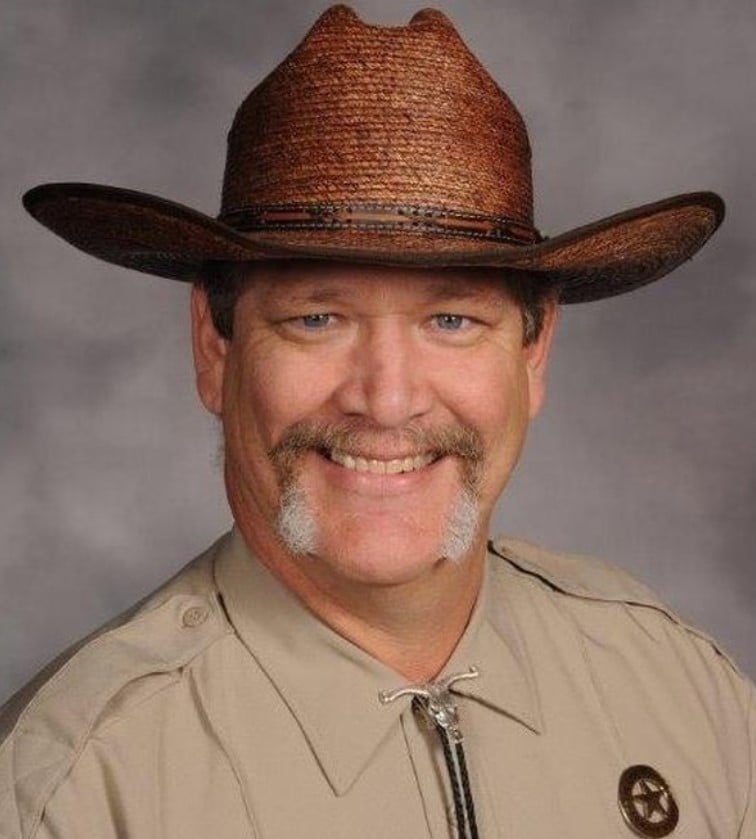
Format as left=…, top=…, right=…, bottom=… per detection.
left=312, top=529, right=453, bottom=587
left=313, top=501, right=485, bottom=586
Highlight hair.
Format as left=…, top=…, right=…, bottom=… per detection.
left=195, top=260, right=556, bottom=345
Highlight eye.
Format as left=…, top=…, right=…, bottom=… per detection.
left=276, top=311, right=344, bottom=342
left=299, top=313, right=333, bottom=329
left=433, top=314, right=469, bottom=331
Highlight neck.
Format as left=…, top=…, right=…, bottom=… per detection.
left=303, top=554, right=486, bottom=683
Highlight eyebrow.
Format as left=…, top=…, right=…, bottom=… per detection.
left=421, top=279, right=502, bottom=303
left=252, top=282, right=345, bottom=308
left=286, top=287, right=352, bottom=305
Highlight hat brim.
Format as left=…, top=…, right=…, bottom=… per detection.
left=23, top=183, right=724, bottom=304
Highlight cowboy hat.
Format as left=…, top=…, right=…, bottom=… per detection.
left=22, top=5, right=724, bottom=304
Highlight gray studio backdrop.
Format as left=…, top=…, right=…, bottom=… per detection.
left=2, top=0, right=755, bottom=701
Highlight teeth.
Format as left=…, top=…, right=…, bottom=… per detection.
left=330, top=449, right=435, bottom=474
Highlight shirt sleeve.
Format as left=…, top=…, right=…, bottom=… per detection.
left=738, top=681, right=756, bottom=838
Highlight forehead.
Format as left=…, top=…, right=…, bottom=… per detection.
left=238, top=260, right=516, bottom=306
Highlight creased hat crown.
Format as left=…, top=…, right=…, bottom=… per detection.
left=221, top=5, right=536, bottom=240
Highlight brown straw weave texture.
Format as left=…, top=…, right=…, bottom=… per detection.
left=22, top=5, right=725, bottom=303
left=221, top=6, right=534, bottom=234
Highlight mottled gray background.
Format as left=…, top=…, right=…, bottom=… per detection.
left=2, top=0, right=754, bottom=702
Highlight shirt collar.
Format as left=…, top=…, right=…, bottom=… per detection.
left=214, top=529, right=541, bottom=796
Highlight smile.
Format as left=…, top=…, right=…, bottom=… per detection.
left=328, top=449, right=437, bottom=475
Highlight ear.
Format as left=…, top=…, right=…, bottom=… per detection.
left=525, top=298, right=559, bottom=419
left=190, top=285, right=228, bottom=416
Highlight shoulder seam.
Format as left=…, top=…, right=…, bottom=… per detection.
left=488, top=538, right=741, bottom=673
left=1, top=594, right=230, bottom=839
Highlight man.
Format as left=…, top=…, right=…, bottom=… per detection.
left=2, top=6, right=753, bottom=839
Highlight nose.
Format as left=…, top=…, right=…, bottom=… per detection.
left=333, top=318, right=433, bottom=428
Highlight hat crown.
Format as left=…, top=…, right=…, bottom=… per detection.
left=220, top=5, right=534, bottom=231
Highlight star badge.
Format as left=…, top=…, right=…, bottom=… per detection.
left=618, top=765, right=679, bottom=837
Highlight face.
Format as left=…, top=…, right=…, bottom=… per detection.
left=192, top=261, right=557, bottom=593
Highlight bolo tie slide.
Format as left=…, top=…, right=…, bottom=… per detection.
left=380, top=667, right=480, bottom=839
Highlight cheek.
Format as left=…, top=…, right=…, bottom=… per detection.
left=441, top=356, right=531, bottom=490
left=443, top=353, right=530, bottom=435
left=224, top=344, right=340, bottom=449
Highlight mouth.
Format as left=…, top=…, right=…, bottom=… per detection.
left=324, top=448, right=439, bottom=475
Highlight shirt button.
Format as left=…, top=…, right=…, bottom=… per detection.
left=182, top=605, right=209, bottom=628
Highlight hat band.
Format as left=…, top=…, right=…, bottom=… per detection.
left=221, top=202, right=541, bottom=245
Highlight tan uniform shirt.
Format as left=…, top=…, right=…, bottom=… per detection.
left=1, top=530, right=754, bottom=838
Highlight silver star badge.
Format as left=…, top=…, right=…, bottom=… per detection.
left=618, top=765, right=679, bottom=837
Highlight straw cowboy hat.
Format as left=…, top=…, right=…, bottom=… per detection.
left=23, top=5, right=724, bottom=303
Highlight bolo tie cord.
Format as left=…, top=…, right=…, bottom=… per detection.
left=424, top=700, right=480, bottom=839
left=456, top=738, right=479, bottom=839
left=379, top=667, right=480, bottom=839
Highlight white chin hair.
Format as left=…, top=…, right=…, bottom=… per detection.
left=438, top=487, right=480, bottom=563
left=276, top=485, right=319, bottom=556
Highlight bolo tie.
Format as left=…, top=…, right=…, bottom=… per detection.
left=379, top=667, right=480, bottom=839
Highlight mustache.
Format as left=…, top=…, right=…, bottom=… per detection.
left=269, top=419, right=484, bottom=487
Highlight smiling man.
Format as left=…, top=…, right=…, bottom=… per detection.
left=2, top=6, right=754, bottom=839
left=193, top=261, right=556, bottom=681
